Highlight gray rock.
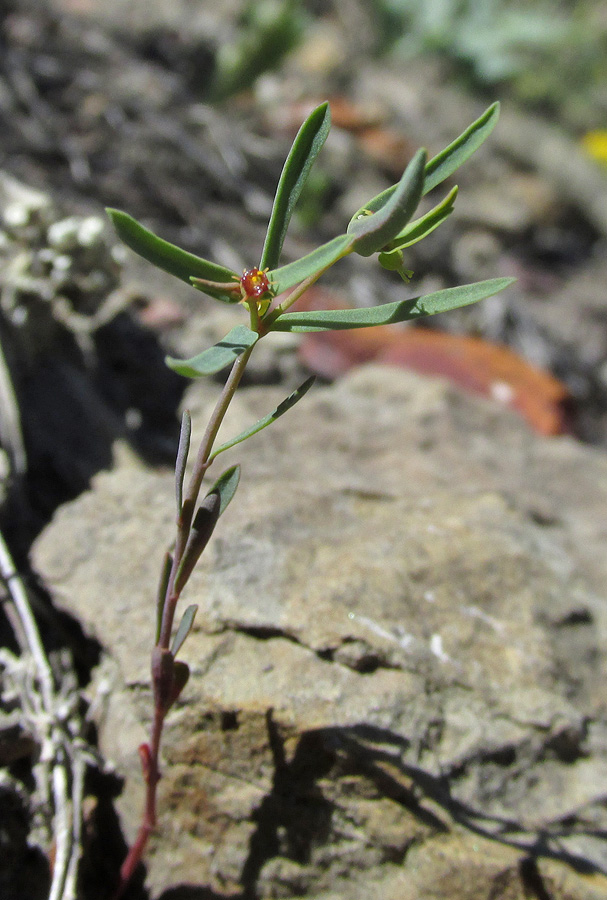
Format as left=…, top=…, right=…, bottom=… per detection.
left=33, top=366, right=607, bottom=899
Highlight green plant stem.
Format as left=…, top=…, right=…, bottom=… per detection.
left=112, top=342, right=256, bottom=900
left=246, top=295, right=261, bottom=333
left=262, top=247, right=353, bottom=330
left=161, top=340, right=255, bottom=644
left=174, top=343, right=254, bottom=564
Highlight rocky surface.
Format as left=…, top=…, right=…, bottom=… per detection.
left=33, top=366, right=607, bottom=899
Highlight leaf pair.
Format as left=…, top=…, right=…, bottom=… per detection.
left=109, top=100, right=513, bottom=470
left=106, top=102, right=332, bottom=303
left=155, top=429, right=241, bottom=650
left=107, top=102, right=500, bottom=307
left=268, top=102, right=501, bottom=292
left=378, top=185, right=458, bottom=278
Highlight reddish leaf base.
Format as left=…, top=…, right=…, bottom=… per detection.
left=298, top=289, right=572, bottom=437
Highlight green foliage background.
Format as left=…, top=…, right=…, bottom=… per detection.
left=212, top=0, right=607, bottom=130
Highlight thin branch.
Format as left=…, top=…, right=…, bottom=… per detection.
left=0, top=531, right=91, bottom=900
left=0, top=334, right=27, bottom=476
left=0, top=532, right=53, bottom=710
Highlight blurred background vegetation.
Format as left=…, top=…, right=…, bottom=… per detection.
left=368, top=0, right=607, bottom=130
left=207, top=0, right=606, bottom=133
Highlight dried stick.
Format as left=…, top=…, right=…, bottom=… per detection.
left=0, top=531, right=89, bottom=900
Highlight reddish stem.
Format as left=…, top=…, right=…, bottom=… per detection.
left=111, top=702, right=164, bottom=899
left=110, top=346, right=255, bottom=899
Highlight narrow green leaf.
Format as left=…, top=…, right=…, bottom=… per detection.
left=165, top=326, right=258, bottom=378
left=410, top=278, right=516, bottom=317
left=175, top=410, right=191, bottom=515
left=156, top=551, right=173, bottom=644
left=270, top=278, right=516, bottom=332
left=210, top=464, right=241, bottom=516
left=347, top=103, right=500, bottom=226
left=386, top=186, right=459, bottom=253
left=260, top=102, right=331, bottom=271
left=210, top=376, right=316, bottom=460
left=174, top=493, right=221, bottom=594
left=268, top=233, right=354, bottom=295
left=424, top=102, right=500, bottom=194
left=175, top=469, right=241, bottom=593
left=171, top=604, right=198, bottom=657
left=348, top=149, right=426, bottom=256
left=106, top=208, right=239, bottom=302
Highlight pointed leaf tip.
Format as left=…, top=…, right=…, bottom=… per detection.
left=270, top=277, right=516, bottom=332
left=106, top=208, right=238, bottom=302
left=171, top=605, right=198, bottom=658
left=210, top=465, right=241, bottom=516
left=260, top=101, right=331, bottom=271
left=423, top=102, right=500, bottom=195
left=349, top=148, right=426, bottom=256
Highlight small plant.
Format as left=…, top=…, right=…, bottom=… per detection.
left=106, top=100, right=514, bottom=897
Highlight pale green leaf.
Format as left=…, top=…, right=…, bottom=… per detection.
left=268, top=233, right=354, bottom=295
left=210, top=464, right=241, bottom=516
left=260, top=102, right=331, bottom=271
left=174, top=493, right=221, bottom=594
left=270, top=277, right=516, bottom=332
left=171, top=604, right=198, bottom=657
left=210, top=376, right=316, bottom=460
left=107, top=208, right=238, bottom=302
left=155, top=551, right=172, bottom=644
left=175, top=410, right=191, bottom=514
left=165, top=326, right=258, bottom=378
left=348, top=149, right=426, bottom=256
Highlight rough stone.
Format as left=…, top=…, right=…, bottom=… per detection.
left=33, top=366, right=607, bottom=899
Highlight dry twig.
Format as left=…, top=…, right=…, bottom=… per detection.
left=0, top=532, right=96, bottom=900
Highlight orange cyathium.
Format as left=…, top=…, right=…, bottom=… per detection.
left=240, top=267, right=271, bottom=299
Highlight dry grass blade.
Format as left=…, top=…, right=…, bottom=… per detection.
left=0, top=532, right=93, bottom=900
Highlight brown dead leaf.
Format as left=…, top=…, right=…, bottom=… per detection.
left=297, top=290, right=571, bottom=436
